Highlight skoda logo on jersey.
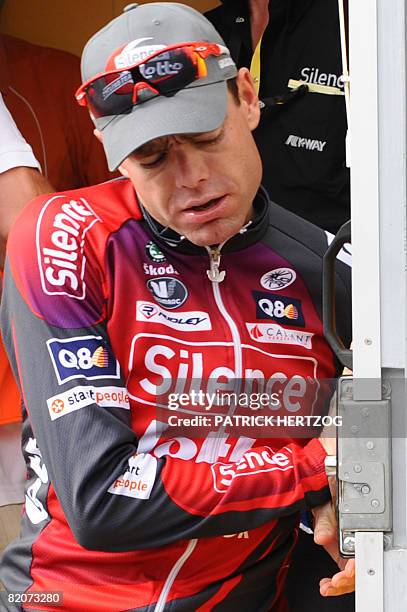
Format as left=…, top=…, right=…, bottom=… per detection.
left=147, top=277, right=188, bottom=309
left=253, top=291, right=305, bottom=327
left=260, top=268, right=296, bottom=291
left=47, top=335, right=120, bottom=384
left=145, top=241, right=166, bottom=263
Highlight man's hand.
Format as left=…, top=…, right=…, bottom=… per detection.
left=312, top=498, right=355, bottom=596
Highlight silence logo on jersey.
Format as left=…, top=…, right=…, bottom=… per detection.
left=108, top=453, right=157, bottom=500
left=137, top=301, right=211, bottom=331
left=129, top=335, right=319, bottom=417
left=260, top=268, right=296, bottom=291
left=47, top=385, right=130, bottom=421
left=253, top=291, right=305, bottom=326
left=212, top=447, right=293, bottom=493
left=47, top=335, right=120, bottom=384
left=145, top=241, right=166, bottom=263
left=37, top=196, right=101, bottom=300
left=246, top=323, right=313, bottom=349
left=147, top=277, right=188, bottom=309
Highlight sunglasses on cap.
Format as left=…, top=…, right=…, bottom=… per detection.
left=75, top=41, right=231, bottom=119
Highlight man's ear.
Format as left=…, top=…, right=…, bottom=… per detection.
left=235, top=68, right=261, bottom=131
left=118, top=161, right=129, bottom=178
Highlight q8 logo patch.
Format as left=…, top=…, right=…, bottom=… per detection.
left=253, top=291, right=305, bottom=326
left=47, top=335, right=120, bottom=384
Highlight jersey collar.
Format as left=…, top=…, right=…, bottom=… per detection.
left=140, top=186, right=271, bottom=255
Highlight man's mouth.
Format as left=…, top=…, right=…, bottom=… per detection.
left=189, top=197, right=222, bottom=212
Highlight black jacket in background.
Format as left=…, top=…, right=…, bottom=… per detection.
left=205, top=0, right=350, bottom=234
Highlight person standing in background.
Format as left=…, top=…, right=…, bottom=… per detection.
left=205, top=0, right=350, bottom=234
left=0, top=0, right=114, bottom=559
left=0, top=93, right=53, bottom=559
left=0, top=31, right=112, bottom=189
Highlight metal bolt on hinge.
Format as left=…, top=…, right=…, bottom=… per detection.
left=343, top=536, right=356, bottom=553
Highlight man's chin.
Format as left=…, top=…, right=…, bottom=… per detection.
left=184, top=228, right=235, bottom=248
left=182, top=219, right=242, bottom=248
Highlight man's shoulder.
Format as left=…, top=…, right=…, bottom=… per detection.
left=11, top=177, right=140, bottom=236
left=267, top=199, right=331, bottom=259
left=265, top=199, right=351, bottom=297
left=7, top=177, right=141, bottom=281
left=5, top=178, right=141, bottom=326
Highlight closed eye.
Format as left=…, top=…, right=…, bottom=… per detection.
left=139, top=150, right=168, bottom=168
left=193, top=128, right=224, bottom=147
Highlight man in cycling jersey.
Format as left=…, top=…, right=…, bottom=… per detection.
left=0, top=3, right=354, bottom=610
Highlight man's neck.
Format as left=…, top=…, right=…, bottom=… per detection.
left=249, top=0, right=270, bottom=49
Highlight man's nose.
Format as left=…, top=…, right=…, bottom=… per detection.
left=174, top=146, right=210, bottom=189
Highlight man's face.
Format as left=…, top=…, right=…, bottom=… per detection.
left=119, top=69, right=262, bottom=247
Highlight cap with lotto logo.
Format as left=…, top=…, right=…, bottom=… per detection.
left=81, top=2, right=237, bottom=170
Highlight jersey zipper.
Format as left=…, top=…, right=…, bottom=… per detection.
left=206, top=246, right=226, bottom=282
left=154, top=538, right=198, bottom=612
left=152, top=246, right=244, bottom=609
left=206, top=245, right=243, bottom=463
left=153, top=244, right=244, bottom=609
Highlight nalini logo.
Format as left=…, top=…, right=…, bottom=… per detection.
left=147, top=277, right=188, bottom=309
left=260, top=268, right=296, bottom=291
left=37, top=196, right=101, bottom=300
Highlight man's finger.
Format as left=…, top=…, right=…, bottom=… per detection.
left=319, top=563, right=355, bottom=597
left=343, top=558, right=355, bottom=577
left=312, top=502, right=336, bottom=545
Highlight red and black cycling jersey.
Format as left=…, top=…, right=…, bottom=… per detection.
left=0, top=178, right=351, bottom=611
